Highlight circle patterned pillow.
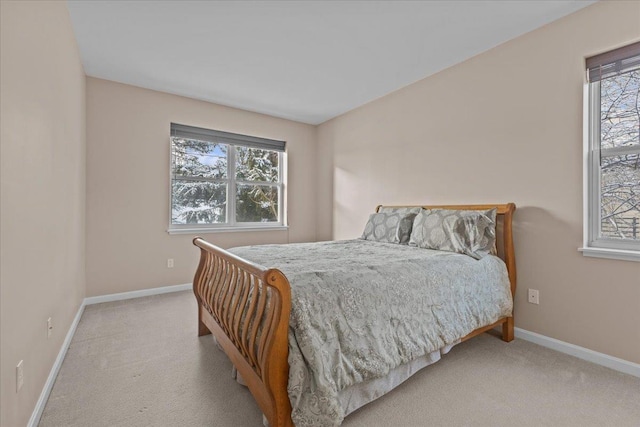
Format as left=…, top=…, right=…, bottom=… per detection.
left=409, top=208, right=497, bottom=259
left=361, top=212, right=417, bottom=244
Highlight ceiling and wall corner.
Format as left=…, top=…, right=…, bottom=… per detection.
left=67, top=0, right=595, bottom=125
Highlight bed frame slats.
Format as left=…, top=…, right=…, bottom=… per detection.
left=193, top=238, right=293, bottom=426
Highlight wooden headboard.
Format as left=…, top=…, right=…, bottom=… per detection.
left=375, top=203, right=517, bottom=300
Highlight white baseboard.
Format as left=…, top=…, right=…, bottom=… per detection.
left=28, top=302, right=85, bottom=427
left=84, top=283, right=192, bottom=305
left=28, top=283, right=192, bottom=426
left=515, top=327, right=640, bottom=378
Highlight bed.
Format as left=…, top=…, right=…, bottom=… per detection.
left=192, top=203, right=516, bottom=427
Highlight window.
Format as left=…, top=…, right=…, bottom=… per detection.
left=584, top=42, right=640, bottom=260
left=169, top=123, right=285, bottom=233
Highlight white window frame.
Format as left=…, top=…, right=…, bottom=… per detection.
left=581, top=60, right=640, bottom=261
left=168, top=126, right=287, bottom=235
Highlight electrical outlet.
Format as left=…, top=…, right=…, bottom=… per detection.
left=167, top=258, right=174, bottom=268
left=528, top=289, right=540, bottom=305
left=16, top=360, right=24, bottom=392
left=47, top=317, right=53, bottom=338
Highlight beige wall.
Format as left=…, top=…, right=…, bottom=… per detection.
left=0, top=1, right=86, bottom=425
left=317, top=0, right=640, bottom=364
left=86, top=78, right=318, bottom=297
left=2, top=3, right=638, bottom=424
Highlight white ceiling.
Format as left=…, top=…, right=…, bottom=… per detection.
left=68, top=0, right=595, bottom=125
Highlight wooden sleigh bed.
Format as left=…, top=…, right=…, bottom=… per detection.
left=192, top=203, right=516, bottom=427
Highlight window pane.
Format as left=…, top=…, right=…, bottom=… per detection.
left=600, top=70, right=640, bottom=149
left=172, top=137, right=227, bottom=179
left=600, top=154, right=640, bottom=240
left=172, top=180, right=227, bottom=224
left=235, top=147, right=279, bottom=182
left=236, top=184, right=279, bottom=222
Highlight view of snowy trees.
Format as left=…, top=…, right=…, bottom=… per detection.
left=171, top=138, right=280, bottom=225
left=599, top=70, right=640, bottom=240
left=235, top=146, right=280, bottom=222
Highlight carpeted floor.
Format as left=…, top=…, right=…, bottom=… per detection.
left=39, top=291, right=640, bottom=427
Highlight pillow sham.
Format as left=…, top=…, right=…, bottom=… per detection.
left=361, top=211, right=417, bottom=244
left=377, top=206, right=422, bottom=216
left=409, top=208, right=497, bottom=259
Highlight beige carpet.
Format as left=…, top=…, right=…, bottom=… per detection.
left=39, top=291, right=640, bottom=427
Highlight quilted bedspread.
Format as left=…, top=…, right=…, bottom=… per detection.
left=229, top=239, right=512, bottom=427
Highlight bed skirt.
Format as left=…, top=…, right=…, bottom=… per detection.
left=214, top=336, right=457, bottom=425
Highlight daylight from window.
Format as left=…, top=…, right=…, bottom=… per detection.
left=171, top=137, right=281, bottom=227
left=599, top=70, right=640, bottom=240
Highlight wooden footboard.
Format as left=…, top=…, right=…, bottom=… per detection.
left=192, top=203, right=516, bottom=427
left=192, top=237, right=293, bottom=427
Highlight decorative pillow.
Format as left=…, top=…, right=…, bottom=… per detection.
left=378, top=206, right=422, bottom=216
left=361, top=212, right=417, bottom=244
left=409, top=208, right=497, bottom=259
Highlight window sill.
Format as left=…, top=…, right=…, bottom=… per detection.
left=168, top=225, right=288, bottom=235
left=578, top=247, right=640, bottom=262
